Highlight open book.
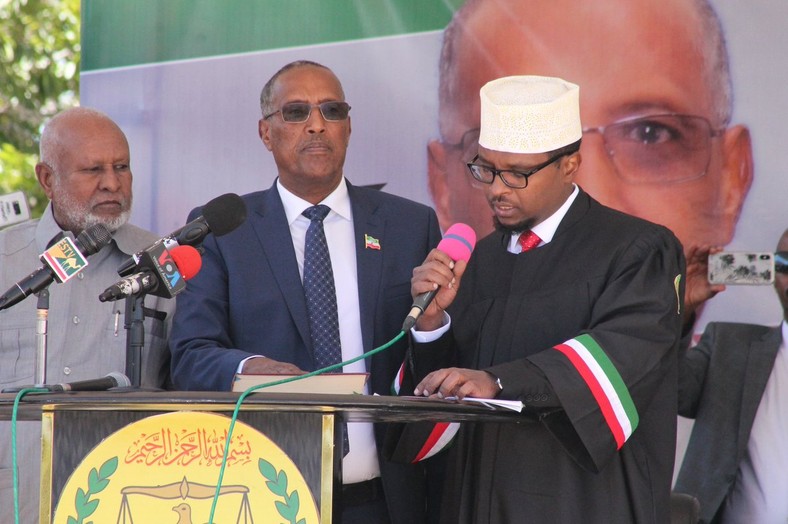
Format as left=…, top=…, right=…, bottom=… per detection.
left=232, top=372, right=369, bottom=394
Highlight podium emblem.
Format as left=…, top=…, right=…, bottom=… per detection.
left=52, top=411, right=320, bottom=523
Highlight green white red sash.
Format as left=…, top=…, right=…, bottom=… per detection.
left=553, top=334, right=638, bottom=449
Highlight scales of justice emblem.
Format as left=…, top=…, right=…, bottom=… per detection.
left=53, top=412, right=320, bottom=524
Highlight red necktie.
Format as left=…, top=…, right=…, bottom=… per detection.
left=518, top=230, right=541, bottom=252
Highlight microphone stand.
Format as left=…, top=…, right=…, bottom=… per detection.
left=124, top=294, right=145, bottom=388
left=1, top=288, right=53, bottom=393
left=34, top=289, right=50, bottom=386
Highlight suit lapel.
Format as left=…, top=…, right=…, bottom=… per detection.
left=250, top=182, right=312, bottom=351
left=349, top=183, right=383, bottom=354
left=737, top=326, right=782, bottom=453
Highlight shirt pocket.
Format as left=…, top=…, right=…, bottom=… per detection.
left=0, top=324, right=35, bottom=384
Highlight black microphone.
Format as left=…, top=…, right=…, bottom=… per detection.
left=99, top=272, right=158, bottom=302
left=1, top=371, right=131, bottom=393
left=99, top=245, right=202, bottom=302
left=117, top=193, right=247, bottom=276
left=103, top=242, right=184, bottom=301
left=402, top=224, right=477, bottom=332
left=0, top=223, right=112, bottom=311
left=47, top=372, right=131, bottom=392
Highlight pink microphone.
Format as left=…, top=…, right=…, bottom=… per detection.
left=437, top=223, right=476, bottom=263
left=402, top=223, right=477, bottom=331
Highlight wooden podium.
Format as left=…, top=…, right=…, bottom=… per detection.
left=0, top=390, right=526, bottom=523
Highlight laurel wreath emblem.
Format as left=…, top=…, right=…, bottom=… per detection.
left=66, top=456, right=118, bottom=524
left=259, top=458, right=306, bottom=524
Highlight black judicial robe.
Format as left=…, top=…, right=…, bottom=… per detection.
left=412, top=190, right=685, bottom=524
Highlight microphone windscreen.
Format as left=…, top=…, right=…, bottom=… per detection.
left=169, top=245, right=202, bottom=280
left=437, top=223, right=476, bottom=262
left=202, top=193, right=247, bottom=236
left=76, top=223, right=113, bottom=256
left=108, top=371, right=132, bottom=388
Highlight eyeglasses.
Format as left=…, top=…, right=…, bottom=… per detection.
left=582, top=113, right=726, bottom=184
left=443, top=128, right=481, bottom=162
left=466, top=152, right=569, bottom=189
left=443, top=113, right=726, bottom=185
left=776, top=251, right=788, bottom=274
left=263, top=101, right=351, bottom=123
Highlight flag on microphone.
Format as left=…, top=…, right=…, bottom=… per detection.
left=40, top=237, right=89, bottom=283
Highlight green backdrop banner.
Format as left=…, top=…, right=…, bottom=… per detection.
left=82, top=0, right=462, bottom=70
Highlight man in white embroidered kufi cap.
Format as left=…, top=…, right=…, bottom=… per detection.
left=401, top=74, right=686, bottom=523
left=465, top=75, right=583, bottom=235
left=479, top=75, right=581, bottom=154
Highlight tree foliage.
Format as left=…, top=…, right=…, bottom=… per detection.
left=0, top=0, right=80, bottom=217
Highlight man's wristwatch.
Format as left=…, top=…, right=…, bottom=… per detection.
left=485, top=371, right=503, bottom=395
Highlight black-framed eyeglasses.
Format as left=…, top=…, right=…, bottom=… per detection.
left=776, top=251, right=788, bottom=274
left=466, top=152, right=569, bottom=189
left=582, top=113, right=726, bottom=184
left=263, top=101, right=351, bottom=123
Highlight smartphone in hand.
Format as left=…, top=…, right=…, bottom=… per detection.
left=708, top=252, right=774, bottom=285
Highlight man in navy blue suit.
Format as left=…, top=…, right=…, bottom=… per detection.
left=169, top=61, right=442, bottom=524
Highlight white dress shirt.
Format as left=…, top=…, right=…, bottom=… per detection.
left=277, top=178, right=380, bottom=484
left=720, top=320, right=788, bottom=523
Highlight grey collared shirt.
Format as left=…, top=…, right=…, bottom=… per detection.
left=0, top=204, right=176, bottom=522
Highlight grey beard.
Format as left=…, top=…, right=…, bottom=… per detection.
left=52, top=189, right=132, bottom=234
left=82, top=209, right=131, bottom=233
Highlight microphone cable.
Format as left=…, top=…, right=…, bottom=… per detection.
left=10, top=387, right=49, bottom=524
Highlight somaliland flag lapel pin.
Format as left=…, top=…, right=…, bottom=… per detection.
left=364, top=234, right=381, bottom=250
